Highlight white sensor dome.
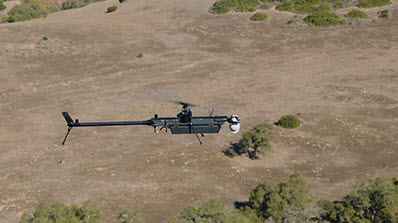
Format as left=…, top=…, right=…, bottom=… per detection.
left=229, top=115, right=240, bottom=134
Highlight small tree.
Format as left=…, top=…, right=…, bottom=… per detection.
left=248, top=171, right=311, bottom=222
left=168, top=200, right=252, bottom=223
left=0, top=1, right=6, bottom=11
left=320, top=177, right=398, bottom=222
left=229, top=121, right=272, bottom=159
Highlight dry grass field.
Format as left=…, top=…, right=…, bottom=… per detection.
left=0, top=0, right=397, bottom=222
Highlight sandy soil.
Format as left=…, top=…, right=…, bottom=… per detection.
left=0, top=0, right=397, bottom=222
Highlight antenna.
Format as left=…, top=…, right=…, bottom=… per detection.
left=208, top=109, right=215, bottom=116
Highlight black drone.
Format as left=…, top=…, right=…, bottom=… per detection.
left=62, top=102, right=240, bottom=145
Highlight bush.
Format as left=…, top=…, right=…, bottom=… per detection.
left=320, top=177, right=398, bottom=222
left=250, top=12, right=267, bottom=21
left=346, top=9, right=367, bottom=18
left=42, top=36, right=49, bottom=40
left=107, top=5, right=117, bottom=13
left=211, top=0, right=260, bottom=14
left=287, top=19, right=296, bottom=24
left=0, top=1, right=6, bottom=11
left=137, top=53, right=143, bottom=58
left=357, top=0, right=390, bottom=7
left=118, top=207, right=145, bottom=223
left=20, top=201, right=102, bottom=223
left=276, top=115, right=300, bottom=129
left=168, top=200, right=252, bottom=223
left=7, top=0, right=48, bottom=22
left=378, top=9, right=389, bottom=18
left=119, top=0, right=127, bottom=3
left=304, top=11, right=345, bottom=26
left=62, top=0, right=87, bottom=10
left=228, top=121, right=272, bottom=159
left=275, top=1, right=293, bottom=11
left=248, top=171, right=311, bottom=222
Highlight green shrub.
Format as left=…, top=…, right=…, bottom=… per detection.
left=259, top=4, right=270, bottom=9
left=320, top=177, right=398, bottom=222
left=7, top=0, right=48, bottom=22
left=250, top=12, right=267, bottom=21
left=212, top=0, right=260, bottom=14
left=62, top=0, right=87, bottom=10
left=304, top=11, right=345, bottom=26
left=42, top=36, right=49, bottom=40
left=346, top=9, right=367, bottom=18
left=287, top=19, right=296, bottom=24
left=137, top=53, right=143, bottom=58
left=378, top=9, right=389, bottom=18
left=276, top=115, right=300, bottom=129
left=20, top=201, right=102, bottom=223
left=0, top=1, right=6, bottom=11
left=248, top=7, right=256, bottom=11
left=119, top=0, right=127, bottom=3
left=228, top=121, right=272, bottom=159
left=118, top=207, right=145, bottom=223
left=357, top=0, right=390, bottom=7
left=275, top=1, right=293, bottom=10
left=107, top=5, right=117, bottom=13
left=248, top=171, right=311, bottom=222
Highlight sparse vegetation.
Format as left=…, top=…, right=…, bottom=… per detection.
left=346, top=9, right=367, bottom=18
left=250, top=12, right=268, bottom=21
left=18, top=175, right=398, bottom=223
left=287, top=19, right=296, bottom=24
left=379, top=9, right=389, bottom=18
left=19, top=201, right=102, bottom=223
left=210, top=0, right=389, bottom=25
left=0, top=1, right=6, bottom=11
left=276, top=115, right=300, bottom=129
left=7, top=0, right=48, bottom=22
left=211, top=0, right=260, bottom=14
left=107, top=5, right=117, bottom=13
left=42, top=36, right=49, bottom=40
left=118, top=207, right=145, bottom=223
left=357, top=0, right=390, bottom=7
left=168, top=200, right=252, bottom=223
left=137, top=53, right=143, bottom=58
left=226, top=121, right=272, bottom=159
left=304, top=11, right=345, bottom=26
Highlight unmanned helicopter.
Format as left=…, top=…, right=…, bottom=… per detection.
left=62, top=102, right=240, bottom=145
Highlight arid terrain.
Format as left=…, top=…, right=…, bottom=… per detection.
left=0, top=0, right=397, bottom=222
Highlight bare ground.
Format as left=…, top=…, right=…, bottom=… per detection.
left=0, top=0, right=397, bottom=222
